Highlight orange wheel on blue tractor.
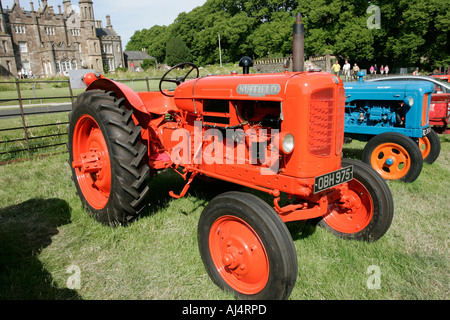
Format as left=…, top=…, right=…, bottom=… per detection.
left=362, top=132, right=423, bottom=182
left=417, top=130, right=441, bottom=164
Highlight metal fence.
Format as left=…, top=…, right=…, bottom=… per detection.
left=0, top=78, right=75, bottom=165
left=0, top=77, right=175, bottom=165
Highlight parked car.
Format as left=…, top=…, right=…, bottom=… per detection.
left=367, top=75, right=450, bottom=134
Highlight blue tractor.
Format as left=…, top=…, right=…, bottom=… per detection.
left=344, top=72, right=440, bottom=182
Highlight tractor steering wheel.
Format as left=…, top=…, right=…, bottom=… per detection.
left=159, top=62, right=199, bottom=97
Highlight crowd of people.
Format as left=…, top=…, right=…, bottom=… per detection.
left=331, top=60, right=391, bottom=81
left=17, top=67, right=34, bottom=79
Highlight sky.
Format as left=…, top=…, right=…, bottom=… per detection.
left=2, top=0, right=207, bottom=47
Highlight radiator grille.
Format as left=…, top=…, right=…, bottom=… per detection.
left=422, top=93, right=430, bottom=126
left=335, top=87, right=346, bottom=155
left=308, top=88, right=334, bottom=157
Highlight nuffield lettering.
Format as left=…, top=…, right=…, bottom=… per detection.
left=236, top=84, right=281, bottom=97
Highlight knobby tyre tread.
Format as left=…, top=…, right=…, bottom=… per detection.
left=68, top=90, right=150, bottom=226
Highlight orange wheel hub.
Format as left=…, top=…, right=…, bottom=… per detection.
left=72, top=115, right=111, bottom=209
left=370, top=142, right=411, bottom=180
left=324, top=180, right=373, bottom=233
left=209, top=216, right=269, bottom=295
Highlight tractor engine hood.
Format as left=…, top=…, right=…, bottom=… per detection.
left=173, top=71, right=334, bottom=113
left=344, top=81, right=434, bottom=105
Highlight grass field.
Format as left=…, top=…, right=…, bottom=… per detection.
left=0, top=134, right=448, bottom=300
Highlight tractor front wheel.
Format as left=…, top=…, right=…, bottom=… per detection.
left=198, top=191, right=297, bottom=299
left=319, top=158, right=394, bottom=241
left=68, top=90, right=150, bottom=225
left=362, top=132, right=423, bottom=182
left=417, top=130, right=441, bottom=164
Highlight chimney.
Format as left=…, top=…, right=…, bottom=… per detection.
left=63, top=0, right=71, bottom=14
left=106, top=15, right=112, bottom=29
left=96, top=20, right=102, bottom=28
left=30, top=1, right=34, bottom=11
left=42, top=0, right=48, bottom=8
left=292, top=13, right=305, bottom=72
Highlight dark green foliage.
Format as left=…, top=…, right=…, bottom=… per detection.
left=126, top=0, right=450, bottom=70
left=141, top=58, right=156, bottom=70
left=165, top=37, right=192, bottom=66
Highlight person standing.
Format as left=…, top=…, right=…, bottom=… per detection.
left=353, top=63, right=360, bottom=80
left=370, top=65, right=375, bottom=74
left=384, top=65, right=389, bottom=75
left=332, top=60, right=341, bottom=76
left=380, top=65, right=384, bottom=74
left=343, top=60, right=351, bottom=81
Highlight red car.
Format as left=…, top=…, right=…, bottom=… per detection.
left=369, top=75, right=450, bottom=134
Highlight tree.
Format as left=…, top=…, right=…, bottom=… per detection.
left=165, top=37, right=192, bottom=66
left=141, top=59, right=156, bottom=71
left=125, top=0, right=449, bottom=70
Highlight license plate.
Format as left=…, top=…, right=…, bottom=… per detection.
left=314, top=166, right=353, bottom=194
left=422, top=126, right=431, bottom=136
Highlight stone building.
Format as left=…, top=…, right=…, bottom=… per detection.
left=0, top=0, right=124, bottom=77
left=123, top=49, right=156, bottom=72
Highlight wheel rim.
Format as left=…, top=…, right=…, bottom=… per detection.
left=418, top=136, right=431, bottom=160
left=370, top=142, right=411, bottom=180
left=209, top=216, right=269, bottom=295
left=324, top=180, right=374, bottom=233
left=72, top=114, right=111, bottom=209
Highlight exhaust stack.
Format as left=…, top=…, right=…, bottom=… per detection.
left=292, top=13, right=305, bottom=72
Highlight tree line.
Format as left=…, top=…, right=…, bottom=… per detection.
left=126, top=0, right=450, bottom=71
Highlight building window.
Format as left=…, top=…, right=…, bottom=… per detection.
left=71, top=60, right=77, bottom=70
left=2, top=40, right=7, bottom=52
left=14, top=25, right=26, bottom=34
left=71, top=29, right=81, bottom=36
left=45, top=27, right=55, bottom=35
left=108, top=59, right=115, bottom=72
left=19, top=42, right=27, bottom=53
left=23, top=61, right=30, bottom=71
left=102, top=44, right=112, bottom=54
left=55, top=61, right=61, bottom=74
left=61, top=60, right=71, bottom=73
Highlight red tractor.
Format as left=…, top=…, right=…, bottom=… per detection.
left=67, top=15, right=394, bottom=299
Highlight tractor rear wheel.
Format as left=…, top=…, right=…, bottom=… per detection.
left=319, top=159, right=394, bottom=241
left=417, top=130, right=441, bottom=164
left=362, top=132, right=423, bottom=182
left=198, top=191, right=297, bottom=300
left=68, top=90, right=150, bottom=226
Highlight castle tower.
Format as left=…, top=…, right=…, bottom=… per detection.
left=79, top=0, right=94, bottom=21
left=78, top=0, right=102, bottom=72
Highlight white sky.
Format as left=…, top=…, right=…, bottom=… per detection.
left=2, top=0, right=207, bottom=46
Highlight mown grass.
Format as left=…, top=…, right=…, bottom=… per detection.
left=0, top=135, right=448, bottom=300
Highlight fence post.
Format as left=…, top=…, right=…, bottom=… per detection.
left=68, top=79, right=74, bottom=106
left=146, top=77, right=150, bottom=92
left=15, top=78, right=31, bottom=159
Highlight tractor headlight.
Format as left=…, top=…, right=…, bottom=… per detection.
left=280, top=133, right=295, bottom=154
left=405, top=96, right=414, bottom=107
